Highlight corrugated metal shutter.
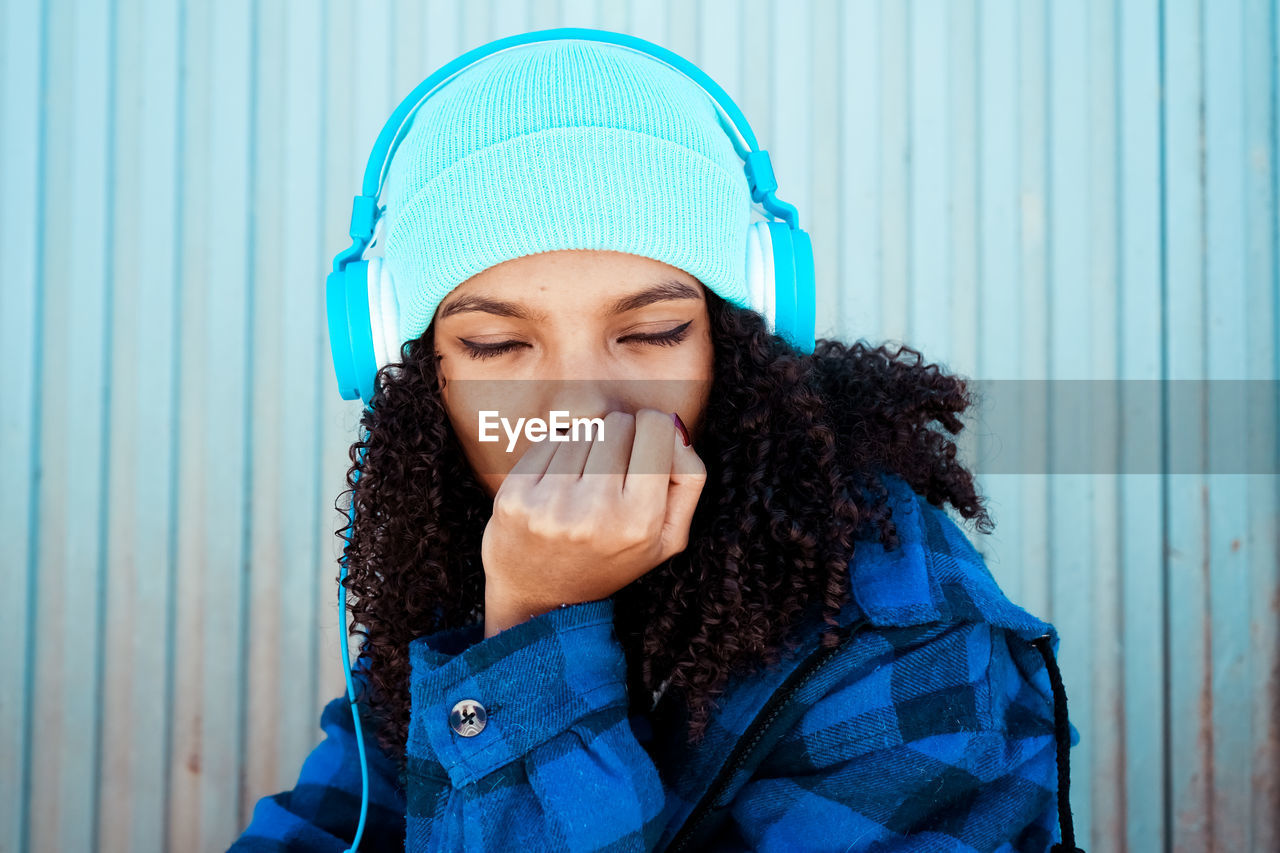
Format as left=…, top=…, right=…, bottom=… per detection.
left=2, top=1, right=1275, bottom=850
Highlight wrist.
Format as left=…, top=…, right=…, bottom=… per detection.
left=483, top=587, right=563, bottom=639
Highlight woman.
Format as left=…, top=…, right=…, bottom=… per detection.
left=231, top=35, right=1081, bottom=853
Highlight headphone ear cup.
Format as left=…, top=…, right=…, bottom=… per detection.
left=789, top=227, right=815, bottom=353
left=325, top=259, right=380, bottom=404
left=327, top=262, right=365, bottom=402
left=764, top=220, right=797, bottom=345
left=365, top=257, right=403, bottom=371
left=366, top=257, right=388, bottom=370
left=324, top=246, right=403, bottom=405
left=378, top=260, right=402, bottom=365
left=746, top=220, right=777, bottom=334
left=759, top=220, right=815, bottom=353
left=746, top=220, right=767, bottom=319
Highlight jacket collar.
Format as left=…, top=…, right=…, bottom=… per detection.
left=841, top=472, right=1054, bottom=643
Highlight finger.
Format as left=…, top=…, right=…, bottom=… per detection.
left=620, top=408, right=677, bottom=511
left=659, top=425, right=708, bottom=557
left=542, top=427, right=594, bottom=480
left=499, top=433, right=558, bottom=498
left=581, top=411, right=635, bottom=488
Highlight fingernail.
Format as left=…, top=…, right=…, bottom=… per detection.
left=671, top=412, right=691, bottom=447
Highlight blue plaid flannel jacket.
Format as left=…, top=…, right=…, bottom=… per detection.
left=229, top=473, right=1082, bottom=851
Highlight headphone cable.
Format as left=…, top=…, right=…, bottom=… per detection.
left=339, top=438, right=372, bottom=853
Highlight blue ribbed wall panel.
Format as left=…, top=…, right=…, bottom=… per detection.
left=1, top=2, right=1276, bottom=850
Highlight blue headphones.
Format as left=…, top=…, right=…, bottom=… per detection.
left=329, top=28, right=815, bottom=852
left=326, top=26, right=816, bottom=407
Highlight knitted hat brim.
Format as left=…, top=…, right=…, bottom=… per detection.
left=383, top=125, right=752, bottom=344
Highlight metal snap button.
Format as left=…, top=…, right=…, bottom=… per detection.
left=449, top=699, right=487, bottom=737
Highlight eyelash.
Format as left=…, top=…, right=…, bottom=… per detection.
left=460, top=321, right=693, bottom=361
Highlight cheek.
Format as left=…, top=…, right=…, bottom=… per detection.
left=442, top=382, right=500, bottom=446
left=679, top=381, right=713, bottom=438
left=438, top=380, right=533, bottom=490
left=647, top=361, right=713, bottom=438
left=684, top=333, right=715, bottom=428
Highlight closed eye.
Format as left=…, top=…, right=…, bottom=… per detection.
left=457, top=339, right=528, bottom=360
left=459, top=321, right=693, bottom=360
left=621, top=320, right=693, bottom=347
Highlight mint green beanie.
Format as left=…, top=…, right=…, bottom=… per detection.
left=380, top=39, right=753, bottom=345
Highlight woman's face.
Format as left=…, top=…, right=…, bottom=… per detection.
left=431, top=249, right=715, bottom=499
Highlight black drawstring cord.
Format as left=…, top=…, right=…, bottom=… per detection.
left=1030, top=633, right=1086, bottom=853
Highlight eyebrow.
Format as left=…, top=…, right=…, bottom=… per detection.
left=436, top=279, right=702, bottom=321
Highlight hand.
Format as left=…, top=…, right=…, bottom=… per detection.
left=481, top=408, right=706, bottom=636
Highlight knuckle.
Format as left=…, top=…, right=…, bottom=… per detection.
left=525, top=513, right=560, bottom=540
left=604, top=410, right=635, bottom=431
left=634, top=407, right=665, bottom=428
left=616, top=516, right=654, bottom=546
left=527, top=503, right=588, bottom=544
left=492, top=492, right=524, bottom=521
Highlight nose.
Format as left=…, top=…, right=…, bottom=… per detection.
left=543, top=377, right=619, bottom=433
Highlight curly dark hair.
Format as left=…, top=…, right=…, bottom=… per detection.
left=335, top=289, right=993, bottom=782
